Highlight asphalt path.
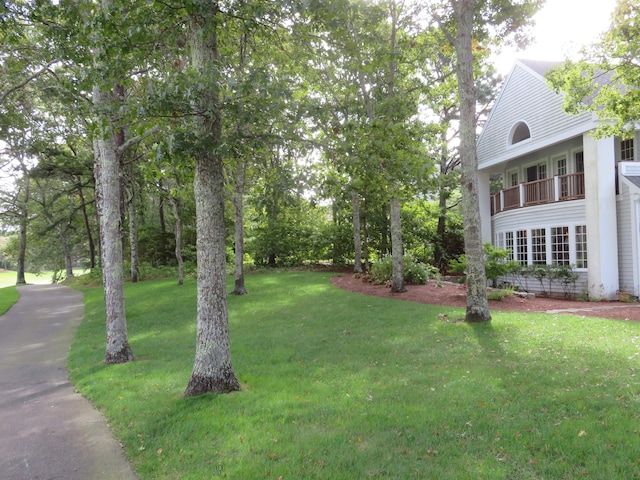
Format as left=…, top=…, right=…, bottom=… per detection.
left=0, top=284, right=138, bottom=480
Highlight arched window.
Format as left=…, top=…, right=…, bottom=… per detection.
left=509, top=121, right=531, bottom=145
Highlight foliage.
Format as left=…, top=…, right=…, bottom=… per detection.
left=519, top=263, right=580, bottom=298
left=547, top=0, right=640, bottom=137
left=486, top=287, right=515, bottom=301
left=70, top=272, right=640, bottom=479
left=401, top=199, right=465, bottom=267
left=368, top=253, right=432, bottom=285
left=449, top=243, right=520, bottom=287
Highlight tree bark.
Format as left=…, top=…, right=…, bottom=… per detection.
left=61, top=233, right=74, bottom=279
left=380, top=203, right=389, bottom=257
left=77, top=184, right=96, bottom=269
left=231, top=157, right=248, bottom=295
left=184, top=4, right=240, bottom=396
left=16, top=219, right=27, bottom=285
left=390, top=196, right=406, bottom=293
left=16, top=179, right=28, bottom=285
left=93, top=122, right=135, bottom=363
left=127, top=180, right=139, bottom=283
left=352, top=191, right=363, bottom=273
left=453, top=0, right=491, bottom=323
left=169, top=196, right=184, bottom=286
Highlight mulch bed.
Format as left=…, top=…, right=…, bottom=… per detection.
left=330, top=274, right=640, bottom=321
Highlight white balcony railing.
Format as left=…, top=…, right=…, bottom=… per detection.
left=491, top=172, right=585, bottom=215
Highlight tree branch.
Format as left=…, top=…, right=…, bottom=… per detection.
left=0, top=61, right=58, bottom=105
left=117, top=125, right=160, bottom=153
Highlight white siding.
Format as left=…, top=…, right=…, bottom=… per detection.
left=478, top=63, right=593, bottom=169
left=492, top=200, right=586, bottom=234
left=492, top=200, right=588, bottom=297
left=617, top=196, right=635, bottom=292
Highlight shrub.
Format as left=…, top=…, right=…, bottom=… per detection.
left=449, top=243, right=520, bottom=287
left=487, top=287, right=515, bottom=301
left=368, top=254, right=431, bottom=285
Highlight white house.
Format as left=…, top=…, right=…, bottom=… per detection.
left=477, top=59, right=640, bottom=301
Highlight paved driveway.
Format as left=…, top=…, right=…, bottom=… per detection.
left=0, top=284, right=138, bottom=480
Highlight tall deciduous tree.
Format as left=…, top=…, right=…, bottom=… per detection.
left=451, top=0, right=490, bottom=322
left=91, top=0, right=134, bottom=363
left=184, top=2, right=240, bottom=396
left=436, top=0, right=541, bottom=322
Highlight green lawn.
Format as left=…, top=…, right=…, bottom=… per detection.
left=0, top=270, right=53, bottom=288
left=0, top=285, right=19, bottom=315
left=69, top=272, right=640, bottom=479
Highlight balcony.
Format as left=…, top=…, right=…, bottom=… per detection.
left=490, top=172, right=585, bottom=215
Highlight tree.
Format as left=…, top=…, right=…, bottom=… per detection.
left=183, top=2, right=240, bottom=396
left=90, top=0, right=135, bottom=364
left=435, top=0, right=542, bottom=322
left=547, top=0, right=640, bottom=138
left=450, top=0, right=491, bottom=322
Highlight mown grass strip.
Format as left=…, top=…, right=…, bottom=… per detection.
left=0, top=285, right=19, bottom=315
left=69, top=272, right=640, bottom=479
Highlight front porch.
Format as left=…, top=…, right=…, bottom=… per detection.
left=490, top=172, right=585, bottom=215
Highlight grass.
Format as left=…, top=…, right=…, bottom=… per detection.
left=0, top=285, right=19, bottom=315
left=69, top=272, right=640, bottom=479
left=0, top=269, right=53, bottom=288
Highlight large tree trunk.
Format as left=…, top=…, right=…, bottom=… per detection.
left=352, top=192, right=363, bottom=273
left=16, top=218, right=27, bottom=285
left=92, top=49, right=134, bottom=363
left=390, top=196, right=406, bottom=293
left=61, top=233, right=74, bottom=279
left=93, top=124, right=135, bottom=363
left=231, top=158, right=248, bottom=295
left=16, top=179, right=28, bottom=285
left=454, top=0, right=491, bottom=323
left=434, top=188, right=448, bottom=273
left=362, top=198, right=370, bottom=271
left=127, top=185, right=139, bottom=283
left=380, top=203, right=389, bottom=257
left=169, top=196, right=184, bottom=286
left=77, top=184, right=96, bottom=269
left=184, top=5, right=240, bottom=396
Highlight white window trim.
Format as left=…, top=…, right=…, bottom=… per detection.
left=493, top=224, right=588, bottom=271
left=570, top=148, right=584, bottom=174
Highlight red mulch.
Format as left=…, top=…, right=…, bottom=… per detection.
left=330, top=274, right=640, bottom=321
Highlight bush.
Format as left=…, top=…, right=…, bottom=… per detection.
left=368, top=254, right=431, bottom=285
left=449, top=243, right=520, bottom=287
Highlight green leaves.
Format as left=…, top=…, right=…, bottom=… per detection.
left=547, top=0, right=640, bottom=137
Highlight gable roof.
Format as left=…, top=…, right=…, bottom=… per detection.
left=477, top=59, right=597, bottom=170
left=516, top=59, right=563, bottom=77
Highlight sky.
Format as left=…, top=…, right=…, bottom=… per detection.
left=493, top=0, right=619, bottom=75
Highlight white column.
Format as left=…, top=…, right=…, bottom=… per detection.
left=583, top=134, right=619, bottom=300
left=478, top=169, right=492, bottom=244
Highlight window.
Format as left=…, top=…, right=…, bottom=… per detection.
left=526, top=163, right=547, bottom=182
left=510, top=122, right=531, bottom=145
left=505, top=232, right=514, bottom=260
left=576, top=225, right=588, bottom=268
left=538, top=163, right=547, bottom=180
left=510, top=172, right=518, bottom=186
left=531, top=228, right=546, bottom=264
left=495, top=232, right=504, bottom=250
left=575, top=151, right=584, bottom=173
left=556, top=157, right=567, bottom=176
left=516, top=230, right=528, bottom=265
left=621, top=139, right=634, bottom=162
left=550, top=227, right=570, bottom=265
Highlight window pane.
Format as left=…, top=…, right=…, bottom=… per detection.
left=516, top=230, right=528, bottom=265
left=531, top=228, right=546, bottom=264
left=576, top=225, right=588, bottom=268
left=551, top=226, right=570, bottom=265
